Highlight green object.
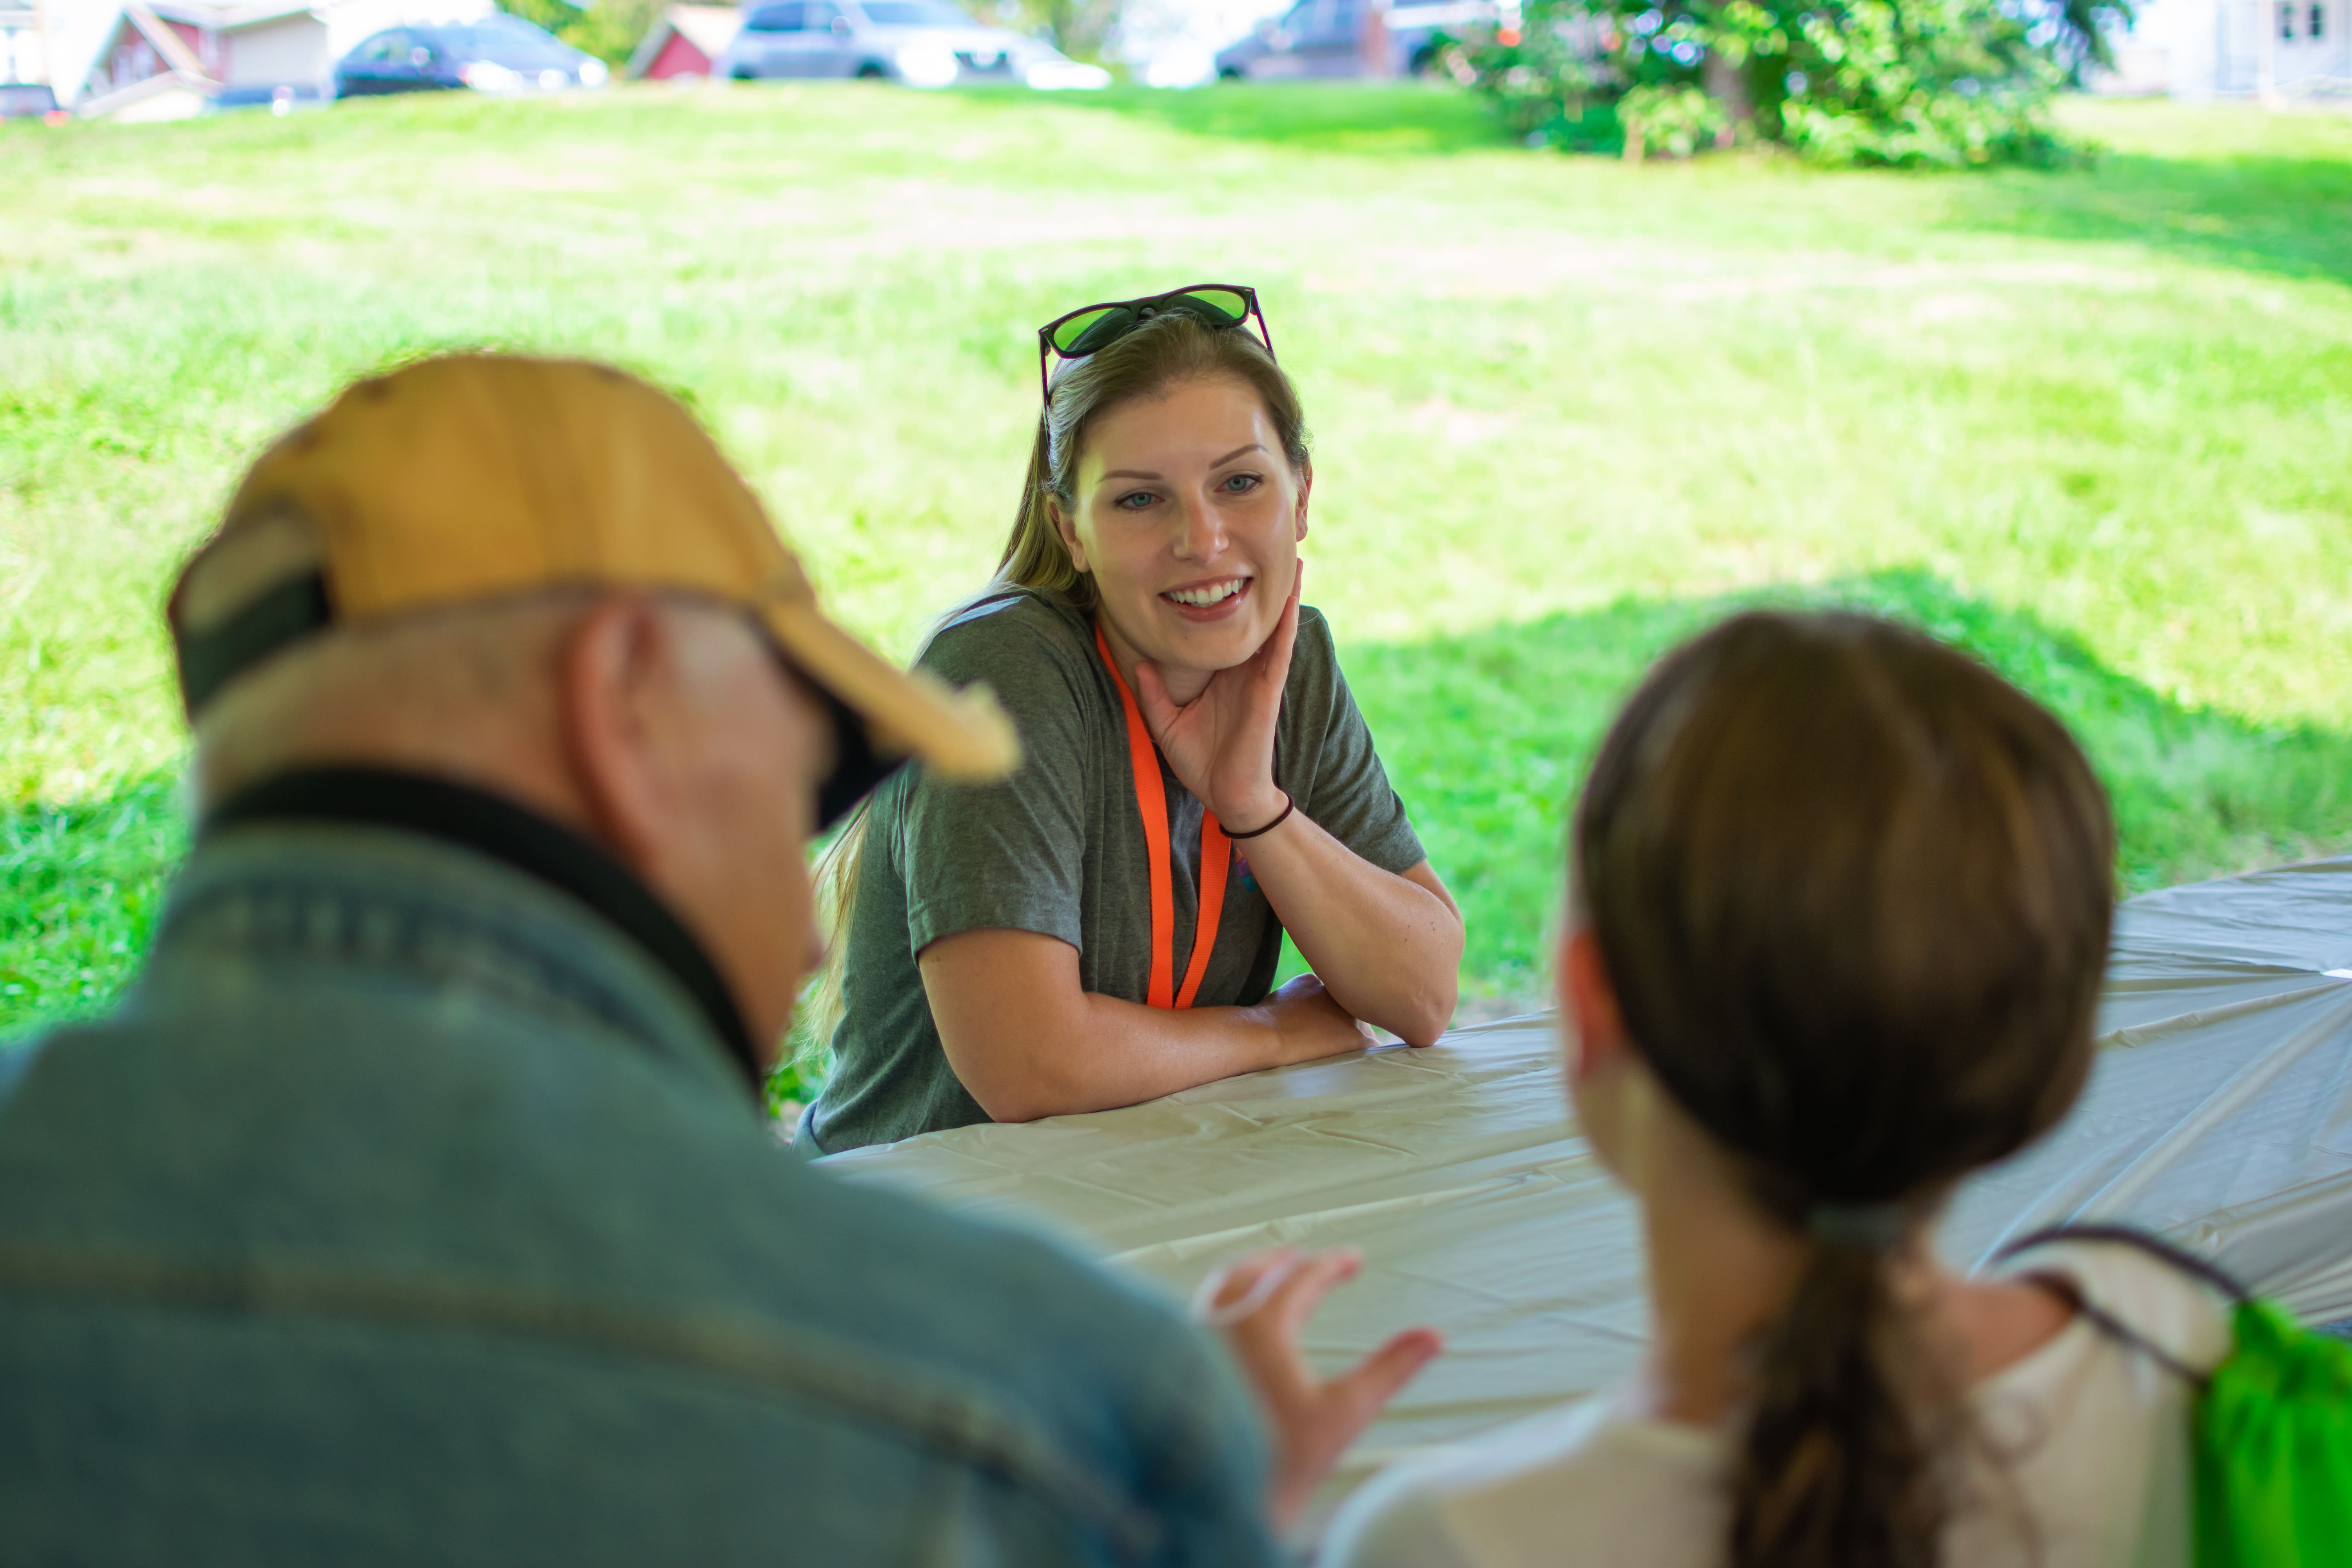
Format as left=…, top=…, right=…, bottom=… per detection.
left=1036, top=283, right=1267, bottom=402
left=2194, top=1298, right=2352, bottom=1567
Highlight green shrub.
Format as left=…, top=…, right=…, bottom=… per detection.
left=1451, top=0, right=2118, bottom=165
left=498, top=0, right=664, bottom=67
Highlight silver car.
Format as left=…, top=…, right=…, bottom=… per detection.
left=1214, top=0, right=1497, bottom=79
left=717, top=0, right=1109, bottom=87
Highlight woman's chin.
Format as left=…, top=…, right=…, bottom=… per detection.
left=1152, top=611, right=1277, bottom=675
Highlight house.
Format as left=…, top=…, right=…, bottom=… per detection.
left=63, top=0, right=492, bottom=117
left=2, top=0, right=53, bottom=94
left=75, top=0, right=225, bottom=120
left=624, top=2, right=739, bottom=80
left=2092, top=0, right=2352, bottom=97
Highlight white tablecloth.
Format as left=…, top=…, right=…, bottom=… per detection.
left=824, top=856, right=2352, bottom=1502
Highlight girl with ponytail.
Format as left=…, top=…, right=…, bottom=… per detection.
left=802, top=292, right=1464, bottom=1152
left=1298, top=610, right=2238, bottom=1568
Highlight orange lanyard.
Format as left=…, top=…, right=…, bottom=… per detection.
left=1096, top=624, right=1230, bottom=1009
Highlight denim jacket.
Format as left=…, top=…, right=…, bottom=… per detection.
left=0, top=770, right=1278, bottom=1568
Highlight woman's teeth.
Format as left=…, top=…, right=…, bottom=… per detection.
left=1164, top=578, right=1249, bottom=608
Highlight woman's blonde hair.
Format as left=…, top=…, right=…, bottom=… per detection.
left=788, top=311, right=1310, bottom=1088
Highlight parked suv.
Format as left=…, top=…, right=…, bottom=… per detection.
left=716, top=0, right=1107, bottom=87
left=1214, top=0, right=1495, bottom=78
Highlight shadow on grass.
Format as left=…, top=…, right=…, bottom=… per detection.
left=1947, top=147, right=2352, bottom=289
left=971, top=80, right=1518, bottom=154
left=9, top=570, right=2352, bottom=1038
left=1003, top=82, right=2352, bottom=287
left=1345, top=568, right=2352, bottom=999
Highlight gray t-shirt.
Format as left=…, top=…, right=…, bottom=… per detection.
left=806, top=588, right=1426, bottom=1153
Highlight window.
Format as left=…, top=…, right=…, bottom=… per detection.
left=2279, top=1, right=2294, bottom=38
left=2312, top=2, right=2325, bottom=36
left=746, top=4, right=805, bottom=30
left=856, top=0, right=973, bottom=27
left=361, top=30, right=409, bottom=61
left=806, top=2, right=843, bottom=28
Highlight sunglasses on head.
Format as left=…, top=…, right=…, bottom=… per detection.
left=1037, top=284, right=1274, bottom=405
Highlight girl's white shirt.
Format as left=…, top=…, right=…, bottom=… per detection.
left=1320, top=1241, right=2234, bottom=1568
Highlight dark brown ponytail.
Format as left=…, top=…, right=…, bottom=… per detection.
left=1572, top=611, right=2116, bottom=1568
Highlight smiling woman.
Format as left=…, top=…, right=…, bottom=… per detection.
left=800, top=301, right=1464, bottom=1153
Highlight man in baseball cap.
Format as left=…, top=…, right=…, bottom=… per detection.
left=0, top=355, right=1287, bottom=1564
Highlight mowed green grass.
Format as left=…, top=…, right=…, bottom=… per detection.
left=5, top=84, right=2351, bottom=1034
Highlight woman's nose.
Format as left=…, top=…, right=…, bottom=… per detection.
left=1172, top=491, right=1227, bottom=561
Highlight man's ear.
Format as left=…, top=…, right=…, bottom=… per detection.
left=1561, top=926, right=1631, bottom=1085
left=559, top=593, right=673, bottom=871
left=1047, top=496, right=1090, bottom=574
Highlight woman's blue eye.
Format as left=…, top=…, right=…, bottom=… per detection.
left=1221, top=473, right=1262, bottom=493
left=1116, top=490, right=1156, bottom=511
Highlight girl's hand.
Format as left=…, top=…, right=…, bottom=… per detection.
left=1195, top=1246, right=1444, bottom=1533
left=1134, top=564, right=1301, bottom=833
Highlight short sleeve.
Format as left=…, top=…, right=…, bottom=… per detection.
left=898, top=610, right=1093, bottom=956
left=1289, top=612, right=1426, bottom=877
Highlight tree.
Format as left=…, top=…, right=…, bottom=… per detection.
left=1448, top=0, right=2132, bottom=167
left=499, top=0, right=665, bottom=67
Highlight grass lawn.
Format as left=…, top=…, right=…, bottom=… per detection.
left=5, top=83, right=2351, bottom=1039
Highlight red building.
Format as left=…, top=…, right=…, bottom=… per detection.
left=624, top=3, right=740, bottom=80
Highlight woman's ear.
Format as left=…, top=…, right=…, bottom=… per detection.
left=1292, top=461, right=1312, bottom=543
left=1047, top=496, right=1091, bottom=574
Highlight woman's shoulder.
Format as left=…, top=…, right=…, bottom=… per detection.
left=920, top=588, right=1096, bottom=687
left=1280, top=601, right=1348, bottom=708
left=1321, top=1395, right=1723, bottom=1568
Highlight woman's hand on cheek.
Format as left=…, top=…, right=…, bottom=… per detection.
left=1134, top=564, right=1301, bottom=833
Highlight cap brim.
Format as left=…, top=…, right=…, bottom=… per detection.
left=764, top=599, right=1021, bottom=787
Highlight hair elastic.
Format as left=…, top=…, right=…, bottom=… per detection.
left=1805, top=1201, right=1910, bottom=1250
left=1223, top=792, right=1294, bottom=841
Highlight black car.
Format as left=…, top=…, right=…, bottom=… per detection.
left=334, top=15, right=608, bottom=98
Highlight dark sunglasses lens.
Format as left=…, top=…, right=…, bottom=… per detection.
left=1052, top=306, right=1131, bottom=356
left=1176, top=288, right=1249, bottom=324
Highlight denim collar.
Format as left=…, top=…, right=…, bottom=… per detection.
left=200, top=767, right=764, bottom=1093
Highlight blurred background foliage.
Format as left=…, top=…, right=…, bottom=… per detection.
left=1449, top=0, right=2132, bottom=165
left=498, top=0, right=668, bottom=65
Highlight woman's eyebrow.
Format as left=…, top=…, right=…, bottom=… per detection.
left=1098, top=445, right=1266, bottom=484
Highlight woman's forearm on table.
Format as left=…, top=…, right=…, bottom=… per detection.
left=920, top=929, right=1357, bottom=1123
left=1239, top=813, right=1463, bottom=1045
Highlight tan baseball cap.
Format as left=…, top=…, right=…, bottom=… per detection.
left=168, top=353, right=1018, bottom=824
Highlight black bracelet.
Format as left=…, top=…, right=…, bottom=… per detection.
left=1224, top=792, right=1294, bottom=840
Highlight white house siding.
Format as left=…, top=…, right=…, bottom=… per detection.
left=95, top=68, right=207, bottom=113
left=222, top=12, right=327, bottom=83
left=0, top=4, right=47, bottom=84
left=2098, top=0, right=2352, bottom=94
